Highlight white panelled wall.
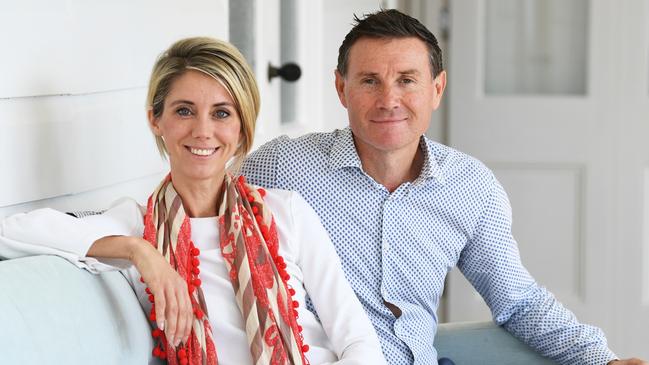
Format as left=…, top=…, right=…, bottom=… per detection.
left=0, top=0, right=229, bottom=218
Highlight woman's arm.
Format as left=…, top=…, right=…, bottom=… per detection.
left=1, top=198, right=193, bottom=347
left=90, top=235, right=193, bottom=348
left=290, top=192, right=387, bottom=365
left=0, top=198, right=143, bottom=271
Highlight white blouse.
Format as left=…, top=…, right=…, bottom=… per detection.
left=0, top=188, right=386, bottom=365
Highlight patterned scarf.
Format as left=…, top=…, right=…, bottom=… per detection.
left=143, top=174, right=308, bottom=365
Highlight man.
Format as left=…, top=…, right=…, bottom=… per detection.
left=241, top=9, right=647, bottom=365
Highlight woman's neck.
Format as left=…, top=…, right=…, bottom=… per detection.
left=170, top=171, right=225, bottom=217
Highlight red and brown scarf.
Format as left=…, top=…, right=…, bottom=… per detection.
left=142, top=174, right=308, bottom=365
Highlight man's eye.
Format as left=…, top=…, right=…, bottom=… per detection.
left=362, top=78, right=377, bottom=85
left=176, top=107, right=192, bottom=116
left=400, top=78, right=415, bottom=84
left=215, top=110, right=230, bottom=119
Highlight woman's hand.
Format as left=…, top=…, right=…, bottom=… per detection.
left=129, top=238, right=194, bottom=348
left=90, top=236, right=194, bottom=348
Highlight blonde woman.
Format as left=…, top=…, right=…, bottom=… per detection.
left=0, top=37, right=386, bottom=365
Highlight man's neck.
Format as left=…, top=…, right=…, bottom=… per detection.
left=356, top=139, right=424, bottom=193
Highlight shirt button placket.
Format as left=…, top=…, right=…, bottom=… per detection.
left=380, top=195, right=392, bottom=301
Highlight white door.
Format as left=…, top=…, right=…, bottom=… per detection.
left=447, top=0, right=649, bottom=358
left=230, top=0, right=282, bottom=146
left=230, top=0, right=334, bottom=146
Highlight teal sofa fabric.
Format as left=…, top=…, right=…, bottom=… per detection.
left=0, top=255, right=556, bottom=365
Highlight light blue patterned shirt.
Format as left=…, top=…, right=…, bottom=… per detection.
left=241, top=127, right=616, bottom=365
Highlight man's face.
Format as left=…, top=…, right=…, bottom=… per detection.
left=335, top=37, right=446, bottom=157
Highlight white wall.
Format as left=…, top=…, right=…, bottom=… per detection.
left=319, top=0, right=385, bottom=132
left=0, top=0, right=229, bottom=218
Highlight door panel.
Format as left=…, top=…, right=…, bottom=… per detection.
left=447, top=0, right=649, bottom=358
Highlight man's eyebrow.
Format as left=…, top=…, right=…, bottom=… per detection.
left=399, top=69, right=421, bottom=76
left=355, top=72, right=379, bottom=78
left=354, top=70, right=421, bottom=78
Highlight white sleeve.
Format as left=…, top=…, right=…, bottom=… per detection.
left=291, top=192, right=387, bottom=365
left=0, top=197, right=145, bottom=274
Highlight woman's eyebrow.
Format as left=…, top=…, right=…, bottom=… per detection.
left=168, top=100, right=234, bottom=107
left=169, top=99, right=195, bottom=106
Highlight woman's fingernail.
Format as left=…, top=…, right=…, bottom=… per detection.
left=157, top=320, right=164, bottom=331
left=174, top=338, right=181, bottom=347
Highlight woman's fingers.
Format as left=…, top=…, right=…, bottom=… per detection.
left=134, top=245, right=195, bottom=348
left=180, top=284, right=194, bottom=344
left=165, top=287, right=179, bottom=347
left=162, top=277, right=194, bottom=348
left=154, top=288, right=166, bottom=331
left=171, top=280, right=191, bottom=347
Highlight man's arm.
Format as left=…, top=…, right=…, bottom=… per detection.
left=457, top=177, right=617, bottom=365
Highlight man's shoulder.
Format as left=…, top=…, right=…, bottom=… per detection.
left=423, top=137, right=495, bottom=186
left=254, top=129, right=339, bottom=158
left=242, top=130, right=342, bottom=187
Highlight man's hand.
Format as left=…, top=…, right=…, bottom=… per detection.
left=608, top=359, right=649, bottom=365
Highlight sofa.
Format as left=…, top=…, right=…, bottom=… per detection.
left=0, top=255, right=557, bottom=364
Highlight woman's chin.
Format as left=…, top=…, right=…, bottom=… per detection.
left=172, top=167, right=226, bottom=184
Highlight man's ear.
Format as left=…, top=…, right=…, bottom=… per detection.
left=147, top=108, right=162, bottom=136
left=431, top=70, right=447, bottom=110
left=334, top=70, right=348, bottom=109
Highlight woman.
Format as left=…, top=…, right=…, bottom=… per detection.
left=0, top=37, right=386, bottom=365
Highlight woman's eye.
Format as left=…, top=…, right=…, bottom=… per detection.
left=215, top=110, right=230, bottom=119
left=176, top=107, right=192, bottom=117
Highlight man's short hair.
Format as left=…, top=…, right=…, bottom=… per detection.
left=337, top=9, right=444, bottom=78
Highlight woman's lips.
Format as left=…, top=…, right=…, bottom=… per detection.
left=186, top=146, right=218, bottom=156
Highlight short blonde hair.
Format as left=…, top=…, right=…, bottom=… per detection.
left=146, top=37, right=260, bottom=168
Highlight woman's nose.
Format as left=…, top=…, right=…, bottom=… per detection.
left=191, top=114, right=212, bottom=138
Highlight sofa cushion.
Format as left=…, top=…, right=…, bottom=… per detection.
left=0, top=255, right=156, bottom=364
left=434, top=321, right=558, bottom=364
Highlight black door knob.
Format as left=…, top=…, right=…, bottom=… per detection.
left=268, top=62, right=301, bottom=82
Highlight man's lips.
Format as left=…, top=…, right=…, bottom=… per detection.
left=370, top=117, right=408, bottom=123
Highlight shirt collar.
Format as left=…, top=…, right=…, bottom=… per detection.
left=418, top=136, right=444, bottom=184
left=328, top=127, right=362, bottom=170
left=328, top=127, right=444, bottom=184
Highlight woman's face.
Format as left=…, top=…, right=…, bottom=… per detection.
left=149, top=70, right=241, bottom=186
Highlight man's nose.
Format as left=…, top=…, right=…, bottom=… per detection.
left=376, top=85, right=400, bottom=110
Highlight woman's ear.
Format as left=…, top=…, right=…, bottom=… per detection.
left=148, top=108, right=162, bottom=136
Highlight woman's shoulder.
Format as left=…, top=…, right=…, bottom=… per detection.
left=258, top=188, right=297, bottom=220
left=257, top=188, right=312, bottom=219
left=80, top=197, right=146, bottom=236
